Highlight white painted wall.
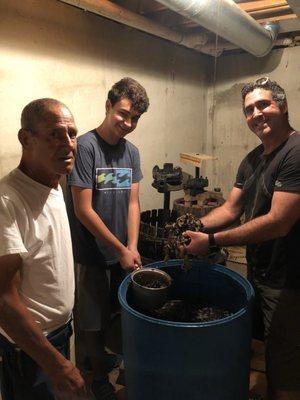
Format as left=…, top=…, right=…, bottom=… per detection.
left=0, top=0, right=209, bottom=211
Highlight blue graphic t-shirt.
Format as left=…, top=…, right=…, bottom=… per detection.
left=67, top=129, right=143, bottom=265
left=95, top=167, right=132, bottom=190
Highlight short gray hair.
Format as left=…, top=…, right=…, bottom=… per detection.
left=21, top=98, right=70, bottom=132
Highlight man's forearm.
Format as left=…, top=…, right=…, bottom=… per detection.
left=0, top=289, right=68, bottom=375
left=186, top=191, right=300, bottom=256
left=75, top=206, right=137, bottom=269
left=200, top=203, right=241, bottom=232
left=200, top=187, right=244, bottom=232
left=127, top=200, right=140, bottom=250
left=72, top=186, right=140, bottom=269
left=76, top=206, right=126, bottom=255
left=0, top=288, right=86, bottom=397
left=214, top=213, right=286, bottom=247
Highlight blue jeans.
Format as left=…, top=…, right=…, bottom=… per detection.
left=0, top=322, right=72, bottom=400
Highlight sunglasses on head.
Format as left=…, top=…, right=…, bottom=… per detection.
left=254, top=77, right=270, bottom=85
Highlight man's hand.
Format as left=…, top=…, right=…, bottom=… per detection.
left=0, top=254, right=87, bottom=399
left=184, top=231, right=209, bottom=256
left=47, top=359, right=87, bottom=400
left=128, top=246, right=142, bottom=268
left=119, top=247, right=140, bottom=271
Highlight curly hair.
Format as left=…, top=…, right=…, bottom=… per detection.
left=108, top=77, right=149, bottom=114
left=241, top=78, right=287, bottom=113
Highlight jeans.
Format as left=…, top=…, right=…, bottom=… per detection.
left=0, top=322, right=72, bottom=400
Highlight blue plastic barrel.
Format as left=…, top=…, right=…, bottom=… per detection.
left=118, top=260, right=254, bottom=400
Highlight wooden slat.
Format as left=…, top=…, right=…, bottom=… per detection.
left=226, top=246, right=247, bottom=265
left=238, top=0, right=288, bottom=13
left=256, top=13, right=297, bottom=22
left=180, top=153, right=217, bottom=167
left=178, top=21, right=200, bottom=28
left=139, top=0, right=167, bottom=15
left=248, top=5, right=292, bottom=18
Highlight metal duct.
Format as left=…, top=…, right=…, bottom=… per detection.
left=58, top=0, right=208, bottom=52
left=155, top=0, right=279, bottom=57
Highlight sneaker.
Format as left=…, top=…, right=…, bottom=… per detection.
left=91, top=379, right=117, bottom=400
left=115, top=367, right=125, bottom=386
left=82, top=352, right=122, bottom=374
left=105, top=352, right=123, bottom=372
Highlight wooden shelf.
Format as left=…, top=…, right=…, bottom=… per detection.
left=180, top=152, right=218, bottom=167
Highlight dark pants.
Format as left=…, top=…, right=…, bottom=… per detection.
left=251, top=279, right=300, bottom=393
left=0, top=322, right=72, bottom=400
left=74, top=262, right=125, bottom=372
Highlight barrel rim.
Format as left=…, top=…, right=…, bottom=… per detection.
left=118, top=259, right=254, bottom=327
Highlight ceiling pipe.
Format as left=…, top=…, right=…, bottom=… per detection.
left=154, top=0, right=280, bottom=57
left=58, top=0, right=208, bottom=51
left=199, top=37, right=294, bottom=57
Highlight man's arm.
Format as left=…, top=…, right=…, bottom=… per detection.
left=0, top=254, right=86, bottom=399
left=200, top=187, right=245, bottom=232
left=71, top=186, right=137, bottom=270
left=127, top=182, right=141, bottom=266
left=186, top=191, right=300, bottom=255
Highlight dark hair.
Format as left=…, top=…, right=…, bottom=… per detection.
left=241, top=78, right=287, bottom=113
left=108, top=77, right=149, bottom=114
left=21, top=98, right=70, bottom=132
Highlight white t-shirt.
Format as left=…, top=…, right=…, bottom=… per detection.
left=0, top=168, right=75, bottom=339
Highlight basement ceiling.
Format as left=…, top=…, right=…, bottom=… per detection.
left=104, top=0, right=300, bottom=55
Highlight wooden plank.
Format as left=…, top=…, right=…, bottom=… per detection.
left=256, top=13, right=297, bottom=22
left=226, top=246, right=247, bottom=265
left=248, top=5, right=292, bottom=18
left=238, top=0, right=288, bottom=13
left=180, top=153, right=217, bottom=167
left=139, top=0, right=167, bottom=15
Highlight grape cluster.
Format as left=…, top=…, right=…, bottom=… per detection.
left=152, top=300, right=231, bottom=323
left=164, top=213, right=204, bottom=270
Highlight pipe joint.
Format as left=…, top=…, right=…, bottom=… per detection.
left=262, top=22, right=280, bottom=41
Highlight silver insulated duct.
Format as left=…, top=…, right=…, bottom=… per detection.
left=155, top=0, right=279, bottom=57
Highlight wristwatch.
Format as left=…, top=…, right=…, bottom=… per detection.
left=208, top=233, right=219, bottom=253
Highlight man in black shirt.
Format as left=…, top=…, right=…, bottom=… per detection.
left=184, top=78, right=300, bottom=400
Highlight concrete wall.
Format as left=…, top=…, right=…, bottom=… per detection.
left=0, top=0, right=209, bottom=211
left=204, top=47, right=300, bottom=197
left=2, top=0, right=300, bottom=205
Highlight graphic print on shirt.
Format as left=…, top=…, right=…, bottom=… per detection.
left=95, top=168, right=132, bottom=190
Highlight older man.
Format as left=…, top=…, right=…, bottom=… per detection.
left=0, top=99, right=86, bottom=399
left=185, top=78, right=300, bottom=400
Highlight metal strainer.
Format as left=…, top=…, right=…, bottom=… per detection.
left=131, top=268, right=172, bottom=311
